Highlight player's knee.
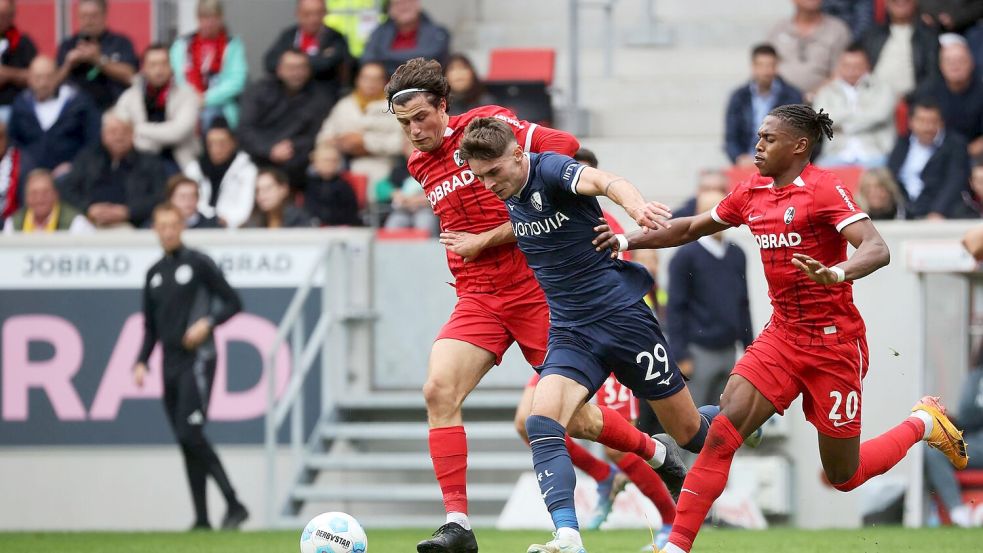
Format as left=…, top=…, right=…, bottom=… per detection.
left=666, top=414, right=703, bottom=448
left=825, top=465, right=861, bottom=492
left=605, top=447, right=625, bottom=462
left=422, top=376, right=459, bottom=414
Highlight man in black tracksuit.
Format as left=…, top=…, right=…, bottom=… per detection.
left=134, top=202, right=248, bottom=530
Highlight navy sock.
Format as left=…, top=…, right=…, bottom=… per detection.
left=525, top=415, right=579, bottom=531
left=681, top=404, right=721, bottom=453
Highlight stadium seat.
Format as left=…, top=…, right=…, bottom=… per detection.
left=936, top=469, right=983, bottom=525
left=375, top=228, right=431, bottom=240
left=486, top=48, right=556, bottom=126
left=895, top=100, right=909, bottom=137
left=342, top=171, right=369, bottom=211
left=19, top=0, right=58, bottom=56
left=487, top=48, right=555, bottom=85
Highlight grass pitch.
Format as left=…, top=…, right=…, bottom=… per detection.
left=1, top=527, right=982, bottom=552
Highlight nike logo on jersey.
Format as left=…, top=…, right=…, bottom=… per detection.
left=748, top=214, right=763, bottom=221
left=681, top=488, right=699, bottom=496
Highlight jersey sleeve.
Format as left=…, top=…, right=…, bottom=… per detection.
left=537, top=152, right=587, bottom=196
left=815, top=178, right=869, bottom=233
left=709, top=186, right=747, bottom=227
left=472, top=105, right=580, bottom=156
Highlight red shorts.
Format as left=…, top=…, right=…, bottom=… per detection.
left=526, top=373, right=638, bottom=421
left=437, top=277, right=549, bottom=366
left=732, top=325, right=869, bottom=439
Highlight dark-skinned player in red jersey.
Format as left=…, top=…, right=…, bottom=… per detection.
left=593, top=104, right=969, bottom=553
left=386, top=58, right=696, bottom=553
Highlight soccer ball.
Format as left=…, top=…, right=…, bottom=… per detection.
left=299, top=512, right=367, bottom=553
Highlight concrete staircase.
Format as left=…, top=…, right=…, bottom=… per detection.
left=424, top=0, right=794, bottom=206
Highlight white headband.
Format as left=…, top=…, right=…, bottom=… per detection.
left=391, top=88, right=429, bottom=101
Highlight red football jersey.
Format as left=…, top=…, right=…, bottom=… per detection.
left=711, top=164, right=870, bottom=346
left=407, top=105, right=578, bottom=293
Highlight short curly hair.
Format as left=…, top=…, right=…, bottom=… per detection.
left=459, top=117, right=516, bottom=162
left=385, top=57, right=451, bottom=111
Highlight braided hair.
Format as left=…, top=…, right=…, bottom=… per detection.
left=769, top=104, right=835, bottom=152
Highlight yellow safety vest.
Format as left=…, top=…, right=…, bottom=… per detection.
left=325, top=0, right=384, bottom=57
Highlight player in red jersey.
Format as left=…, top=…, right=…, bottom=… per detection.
left=387, top=59, right=696, bottom=553
left=594, top=104, right=969, bottom=553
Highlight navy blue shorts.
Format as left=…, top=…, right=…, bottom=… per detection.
left=538, top=300, right=686, bottom=401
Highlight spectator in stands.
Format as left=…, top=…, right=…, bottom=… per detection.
left=316, top=61, right=403, bottom=187
left=888, top=98, right=969, bottom=219
left=305, top=143, right=361, bottom=226
left=862, top=0, right=939, bottom=100
left=913, top=34, right=983, bottom=157
left=170, top=0, right=247, bottom=129
left=674, top=169, right=730, bottom=218
left=326, top=0, right=382, bottom=58
left=856, top=167, right=906, bottom=219
left=955, top=157, right=983, bottom=218
left=382, top=142, right=436, bottom=234
left=362, top=0, right=450, bottom=76
left=768, top=0, right=853, bottom=97
left=114, top=45, right=201, bottom=171
left=59, top=112, right=164, bottom=228
left=814, top=44, right=897, bottom=168
left=0, top=121, right=22, bottom=221
left=56, top=0, right=137, bottom=111
left=445, top=54, right=494, bottom=116
left=183, top=117, right=256, bottom=228
left=161, top=173, right=219, bottom=229
left=667, top=189, right=753, bottom=406
left=239, top=49, right=331, bottom=188
left=3, top=168, right=92, bottom=233
left=923, top=362, right=983, bottom=526
left=0, top=0, right=37, bottom=124
left=725, top=44, right=803, bottom=165
left=10, top=56, right=99, bottom=178
left=822, top=0, right=874, bottom=40
left=264, top=0, right=349, bottom=100
left=245, top=167, right=314, bottom=228
left=920, top=0, right=983, bottom=34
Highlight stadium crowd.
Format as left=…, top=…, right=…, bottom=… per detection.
left=5, top=0, right=983, bottom=234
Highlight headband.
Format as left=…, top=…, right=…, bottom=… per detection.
left=391, top=88, right=430, bottom=101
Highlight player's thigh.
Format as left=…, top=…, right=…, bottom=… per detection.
left=535, top=328, right=608, bottom=426
left=501, top=280, right=550, bottom=366
left=426, top=338, right=497, bottom=405
left=798, top=338, right=867, bottom=441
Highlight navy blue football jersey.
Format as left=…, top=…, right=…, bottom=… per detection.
left=505, top=152, right=653, bottom=327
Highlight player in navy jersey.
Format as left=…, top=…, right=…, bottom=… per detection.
left=459, top=117, right=725, bottom=553
left=594, top=104, right=969, bottom=553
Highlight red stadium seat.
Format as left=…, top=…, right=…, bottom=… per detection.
left=19, top=0, right=58, bottom=56
left=375, top=228, right=431, bottom=240
left=487, top=48, right=556, bottom=85
left=937, top=469, right=983, bottom=525
left=895, top=100, right=909, bottom=137
left=342, top=171, right=369, bottom=211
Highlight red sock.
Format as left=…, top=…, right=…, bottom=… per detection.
left=668, top=416, right=743, bottom=552
left=596, top=405, right=655, bottom=460
left=831, top=418, right=924, bottom=492
left=617, top=454, right=676, bottom=524
left=566, top=435, right=612, bottom=482
left=429, top=426, right=468, bottom=514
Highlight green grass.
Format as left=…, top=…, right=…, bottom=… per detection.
left=1, top=527, right=982, bottom=552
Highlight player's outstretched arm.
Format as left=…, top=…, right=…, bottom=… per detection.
left=439, top=221, right=516, bottom=263
left=593, top=211, right=728, bottom=254
left=791, top=219, right=890, bottom=285
left=575, top=167, right=671, bottom=231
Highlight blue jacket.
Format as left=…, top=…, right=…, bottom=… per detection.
left=362, top=12, right=449, bottom=75
left=9, top=86, right=100, bottom=174
left=171, top=34, right=248, bottom=127
left=667, top=239, right=753, bottom=360
left=724, top=78, right=803, bottom=162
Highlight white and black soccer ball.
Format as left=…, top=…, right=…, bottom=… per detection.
left=300, top=512, right=367, bottom=553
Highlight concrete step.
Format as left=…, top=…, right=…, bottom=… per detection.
left=304, top=452, right=531, bottom=471
left=588, top=106, right=723, bottom=138
left=320, top=421, right=518, bottom=441
left=291, top=483, right=513, bottom=502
